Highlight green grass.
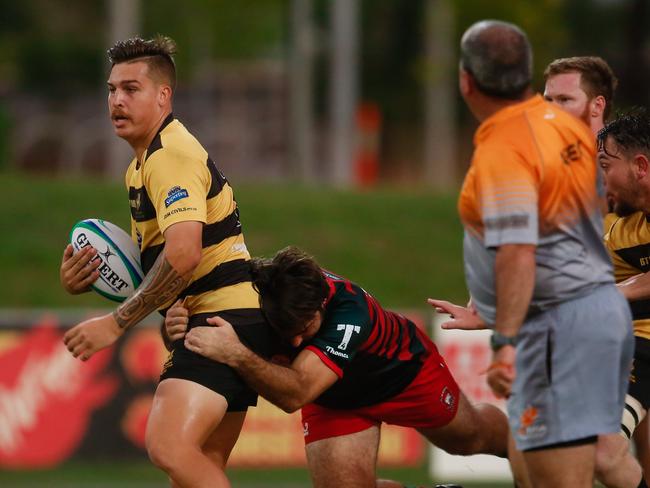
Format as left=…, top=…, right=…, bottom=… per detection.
left=0, top=461, right=512, bottom=487
left=2, top=171, right=468, bottom=310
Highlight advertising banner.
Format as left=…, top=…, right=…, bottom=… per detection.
left=429, top=317, right=511, bottom=482
left=0, top=310, right=424, bottom=469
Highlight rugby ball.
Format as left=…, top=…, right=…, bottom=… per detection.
left=69, top=219, right=144, bottom=302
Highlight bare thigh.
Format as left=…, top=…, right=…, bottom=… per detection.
left=146, top=378, right=230, bottom=448
left=202, top=411, right=247, bottom=468
left=306, top=426, right=380, bottom=488
left=418, top=392, right=509, bottom=457
left=146, top=378, right=237, bottom=488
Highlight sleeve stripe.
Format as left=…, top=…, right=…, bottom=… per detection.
left=305, top=345, right=343, bottom=378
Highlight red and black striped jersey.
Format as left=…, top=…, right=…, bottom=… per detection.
left=305, top=270, right=433, bottom=409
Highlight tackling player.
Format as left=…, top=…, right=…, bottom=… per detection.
left=166, top=246, right=512, bottom=488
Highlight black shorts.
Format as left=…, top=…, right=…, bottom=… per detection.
left=159, top=308, right=280, bottom=412
left=628, top=336, right=650, bottom=410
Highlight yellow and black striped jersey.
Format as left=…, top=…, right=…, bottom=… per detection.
left=604, top=211, right=650, bottom=339
left=125, top=113, right=258, bottom=315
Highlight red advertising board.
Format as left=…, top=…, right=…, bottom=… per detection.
left=0, top=311, right=424, bottom=469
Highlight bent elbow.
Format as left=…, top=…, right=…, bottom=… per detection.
left=166, top=247, right=201, bottom=276
left=279, top=398, right=304, bottom=414
left=281, top=404, right=300, bottom=414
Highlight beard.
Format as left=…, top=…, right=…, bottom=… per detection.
left=612, top=174, right=643, bottom=217
left=613, top=199, right=638, bottom=217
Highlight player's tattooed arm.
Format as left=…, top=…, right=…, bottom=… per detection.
left=112, top=251, right=188, bottom=330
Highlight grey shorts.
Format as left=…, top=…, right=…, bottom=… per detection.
left=508, top=284, right=634, bottom=451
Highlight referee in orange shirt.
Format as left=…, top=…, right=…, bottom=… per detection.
left=456, top=20, right=634, bottom=488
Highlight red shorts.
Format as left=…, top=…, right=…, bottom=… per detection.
left=301, top=346, right=460, bottom=444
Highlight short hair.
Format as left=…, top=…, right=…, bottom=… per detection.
left=460, top=20, right=532, bottom=100
left=107, top=35, right=177, bottom=91
left=597, top=108, right=650, bottom=157
left=251, top=247, right=329, bottom=338
left=544, top=56, right=618, bottom=119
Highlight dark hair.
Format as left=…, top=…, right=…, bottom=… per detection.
left=597, top=107, right=650, bottom=157
left=544, top=56, right=618, bottom=120
left=107, top=35, right=177, bottom=91
left=251, top=246, right=329, bottom=337
left=460, top=20, right=532, bottom=100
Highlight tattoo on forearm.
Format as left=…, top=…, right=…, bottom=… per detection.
left=113, top=254, right=187, bottom=330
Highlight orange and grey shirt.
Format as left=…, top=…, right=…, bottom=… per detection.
left=458, top=95, right=614, bottom=325
left=604, top=211, right=650, bottom=340
left=125, top=113, right=258, bottom=315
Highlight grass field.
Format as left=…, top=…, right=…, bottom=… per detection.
left=0, top=461, right=512, bottom=488
left=2, top=171, right=468, bottom=310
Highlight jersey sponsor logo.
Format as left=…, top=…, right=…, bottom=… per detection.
left=303, top=422, right=309, bottom=437
left=440, top=386, right=456, bottom=411
left=131, top=192, right=141, bottom=210
left=560, top=141, right=583, bottom=165
left=164, top=186, right=189, bottom=208
left=517, top=404, right=547, bottom=440
left=161, top=350, right=174, bottom=375
left=484, top=214, right=529, bottom=231
left=336, top=324, right=360, bottom=350
left=162, top=206, right=198, bottom=220
left=325, top=345, right=349, bottom=359
left=231, top=243, right=248, bottom=254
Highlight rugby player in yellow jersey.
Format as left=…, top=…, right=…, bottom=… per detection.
left=59, top=36, right=274, bottom=487
left=600, top=110, right=650, bottom=488
left=542, top=57, right=650, bottom=488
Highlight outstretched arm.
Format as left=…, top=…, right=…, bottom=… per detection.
left=185, top=318, right=339, bottom=413
left=428, top=298, right=487, bottom=330
left=63, top=221, right=202, bottom=360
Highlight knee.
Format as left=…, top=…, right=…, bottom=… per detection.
left=146, top=434, right=185, bottom=474
left=146, top=440, right=172, bottom=472
left=203, top=447, right=228, bottom=470
left=442, top=425, right=484, bottom=456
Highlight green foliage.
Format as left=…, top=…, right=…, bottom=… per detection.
left=0, top=171, right=468, bottom=310
left=142, top=0, right=287, bottom=62
left=17, top=37, right=104, bottom=95
left=0, top=103, right=9, bottom=169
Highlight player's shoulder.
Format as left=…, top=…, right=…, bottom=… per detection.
left=605, top=211, right=649, bottom=248
left=147, top=119, right=207, bottom=164
left=530, top=98, right=593, bottom=141
left=324, top=283, right=370, bottom=325
left=145, top=140, right=208, bottom=173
